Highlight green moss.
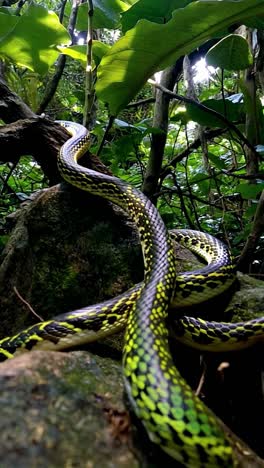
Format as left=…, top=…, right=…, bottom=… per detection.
left=226, top=273, right=264, bottom=322
left=55, top=353, right=124, bottom=404
left=61, top=265, right=79, bottom=291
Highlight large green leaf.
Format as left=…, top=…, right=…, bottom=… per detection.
left=240, top=78, right=264, bottom=144
left=207, top=152, right=227, bottom=170
left=186, top=98, right=244, bottom=128
left=206, top=34, right=253, bottom=70
left=0, top=4, right=70, bottom=75
left=76, top=0, right=128, bottom=30
left=59, top=41, right=110, bottom=67
left=96, top=0, right=264, bottom=115
left=236, top=183, right=264, bottom=199
left=0, top=11, right=18, bottom=37
left=121, top=0, right=192, bottom=33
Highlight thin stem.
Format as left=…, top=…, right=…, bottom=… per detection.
left=14, top=286, right=43, bottom=322
left=37, top=0, right=79, bottom=114
left=83, top=0, right=95, bottom=128
left=96, top=115, right=115, bottom=157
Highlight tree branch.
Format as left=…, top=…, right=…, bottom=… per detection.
left=83, top=0, right=95, bottom=129
left=0, top=118, right=111, bottom=185
left=237, top=189, right=264, bottom=271
left=0, top=119, right=66, bottom=184
left=160, top=128, right=226, bottom=182
left=141, top=60, right=183, bottom=201
left=149, top=79, right=258, bottom=157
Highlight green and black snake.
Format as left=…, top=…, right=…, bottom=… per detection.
left=0, top=121, right=263, bottom=467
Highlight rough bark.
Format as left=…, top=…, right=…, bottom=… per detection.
left=237, top=189, right=264, bottom=271
left=142, top=62, right=182, bottom=201
left=256, top=30, right=264, bottom=93
left=243, top=29, right=263, bottom=178
left=0, top=118, right=112, bottom=185
left=0, top=118, right=65, bottom=184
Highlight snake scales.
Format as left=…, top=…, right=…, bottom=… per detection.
left=1, top=121, right=263, bottom=467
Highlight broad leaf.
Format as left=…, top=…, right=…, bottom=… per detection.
left=206, top=34, right=253, bottom=70
left=246, top=17, right=264, bottom=28
left=236, top=183, right=264, bottom=199
left=96, top=0, right=264, bottom=115
left=0, top=4, right=70, bottom=74
left=76, top=0, right=128, bottom=30
left=207, top=152, right=227, bottom=170
left=121, top=0, right=192, bottom=33
left=59, top=41, right=110, bottom=67
left=0, top=11, right=18, bottom=38
left=170, top=109, right=189, bottom=125
left=186, top=98, right=244, bottom=128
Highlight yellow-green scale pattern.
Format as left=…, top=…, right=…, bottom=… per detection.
left=123, top=283, right=234, bottom=467
left=169, top=230, right=236, bottom=308
left=56, top=122, right=233, bottom=466
left=0, top=229, right=236, bottom=360
left=0, top=286, right=141, bottom=359
left=173, top=316, right=264, bottom=352
left=0, top=121, right=234, bottom=467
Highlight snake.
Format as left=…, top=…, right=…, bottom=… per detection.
left=0, top=121, right=263, bottom=467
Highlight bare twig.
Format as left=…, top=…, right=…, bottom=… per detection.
left=160, top=128, right=227, bottom=182
left=195, top=364, right=206, bottom=396
left=13, top=286, right=44, bottom=322
left=0, top=162, right=18, bottom=195
left=96, top=115, right=115, bottom=157
left=127, top=97, right=155, bottom=108
left=83, top=0, right=95, bottom=128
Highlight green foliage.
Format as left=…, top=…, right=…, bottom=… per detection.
left=0, top=157, right=45, bottom=211
left=0, top=4, right=70, bottom=74
left=236, top=183, right=264, bottom=199
left=186, top=98, right=244, bottom=128
left=121, top=0, right=192, bottom=32
left=0, top=156, right=46, bottom=249
left=59, top=41, right=111, bottom=68
left=96, top=0, right=264, bottom=114
left=239, top=78, right=264, bottom=145
left=76, top=0, right=129, bottom=30
left=206, top=34, right=253, bottom=70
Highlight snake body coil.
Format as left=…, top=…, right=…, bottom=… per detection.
left=56, top=122, right=232, bottom=466
left=1, top=121, right=263, bottom=467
